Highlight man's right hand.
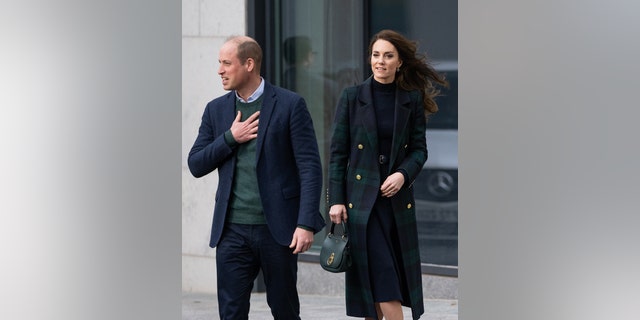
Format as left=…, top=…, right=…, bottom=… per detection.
left=230, top=110, right=260, bottom=143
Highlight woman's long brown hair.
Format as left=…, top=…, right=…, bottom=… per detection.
left=368, top=29, right=448, bottom=117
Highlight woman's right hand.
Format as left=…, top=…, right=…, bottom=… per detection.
left=328, top=204, right=348, bottom=224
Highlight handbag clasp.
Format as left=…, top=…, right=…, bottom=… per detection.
left=327, top=253, right=335, bottom=265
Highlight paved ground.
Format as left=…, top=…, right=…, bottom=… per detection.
left=183, top=292, right=458, bottom=320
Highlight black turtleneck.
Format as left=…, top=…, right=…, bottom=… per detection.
left=372, top=78, right=396, bottom=158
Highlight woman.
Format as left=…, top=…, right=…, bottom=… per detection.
left=327, top=29, right=447, bottom=320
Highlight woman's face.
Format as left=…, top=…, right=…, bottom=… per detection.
left=370, top=39, right=402, bottom=84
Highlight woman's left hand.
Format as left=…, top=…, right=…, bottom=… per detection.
left=380, top=172, right=405, bottom=197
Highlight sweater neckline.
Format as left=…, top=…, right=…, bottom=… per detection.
left=372, top=78, right=396, bottom=92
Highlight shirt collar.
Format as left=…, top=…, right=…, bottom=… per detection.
left=236, top=77, right=265, bottom=103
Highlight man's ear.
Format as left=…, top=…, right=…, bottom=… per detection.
left=245, top=58, right=255, bottom=72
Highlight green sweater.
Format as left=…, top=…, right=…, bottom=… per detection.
left=225, top=96, right=266, bottom=225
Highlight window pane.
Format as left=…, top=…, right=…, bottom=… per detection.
left=277, top=0, right=365, bottom=248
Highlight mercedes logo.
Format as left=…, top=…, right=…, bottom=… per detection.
left=426, top=171, right=455, bottom=198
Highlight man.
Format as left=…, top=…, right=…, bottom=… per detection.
left=188, top=35, right=325, bottom=319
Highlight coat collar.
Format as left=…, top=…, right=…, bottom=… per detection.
left=356, top=76, right=414, bottom=170
left=357, top=76, right=412, bottom=107
left=255, top=81, right=276, bottom=161
left=356, top=77, right=378, bottom=155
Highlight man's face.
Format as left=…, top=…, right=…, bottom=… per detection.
left=217, top=42, right=250, bottom=91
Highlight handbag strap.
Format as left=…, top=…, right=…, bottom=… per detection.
left=329, top=221, right=348, bottom=237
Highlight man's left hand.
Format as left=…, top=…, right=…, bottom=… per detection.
left=289, top=227, right=314, bottom=254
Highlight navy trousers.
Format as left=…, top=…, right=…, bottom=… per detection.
left=216, top=223, right=300, bottom=320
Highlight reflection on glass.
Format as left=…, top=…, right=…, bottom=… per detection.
left=277, top=0, right=365, bottom=251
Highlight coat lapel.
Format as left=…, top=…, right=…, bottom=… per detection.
left=389, top=89, right=412, bottom=168
left=255, top=83, right=276, bottom=162
left=357, top=78, right=379, bottom=153
left=223, top=92, right=239, bottom=133
left=357, top=77, right=413, bottom=170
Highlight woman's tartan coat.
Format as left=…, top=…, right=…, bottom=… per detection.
left=328, top=76, right=428, bottom=319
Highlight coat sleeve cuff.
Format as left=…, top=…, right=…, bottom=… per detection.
left=396, top=168, right=409, bottom=184
left=297, top=224, right=314, bottom=232
left=223, top=130, right=238, bottom=147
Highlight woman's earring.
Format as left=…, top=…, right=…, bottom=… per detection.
left=396, top=67, right=400, bottom=72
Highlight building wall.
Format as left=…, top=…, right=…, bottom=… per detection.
left=182, top=0, right=246, bottom=293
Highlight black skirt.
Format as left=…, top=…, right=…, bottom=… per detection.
left=366, top=193, right=404, bottom=303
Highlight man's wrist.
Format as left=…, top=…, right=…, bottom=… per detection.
left=297, top=224, right=314, bottom=232
left=224, top=130, right=238, bottom=147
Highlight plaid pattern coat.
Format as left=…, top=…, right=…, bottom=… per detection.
left=328, top=77, right=428, bottom=319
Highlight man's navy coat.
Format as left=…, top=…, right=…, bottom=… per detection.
left=188, top=81, right=325, bottom=248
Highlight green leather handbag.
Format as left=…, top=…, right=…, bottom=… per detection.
left=319, top=222, right=352, bottom=273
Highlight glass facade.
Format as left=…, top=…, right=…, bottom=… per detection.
left=249, top=0, right=458, bottom=274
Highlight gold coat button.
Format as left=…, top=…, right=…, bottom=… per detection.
left=348, top=203, right=353, bottom=208
left=407, top=203, right=412, bottom=209
left=358, top=144, right=364, bottom=150
left=356, top=174, right=362, bottom=180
